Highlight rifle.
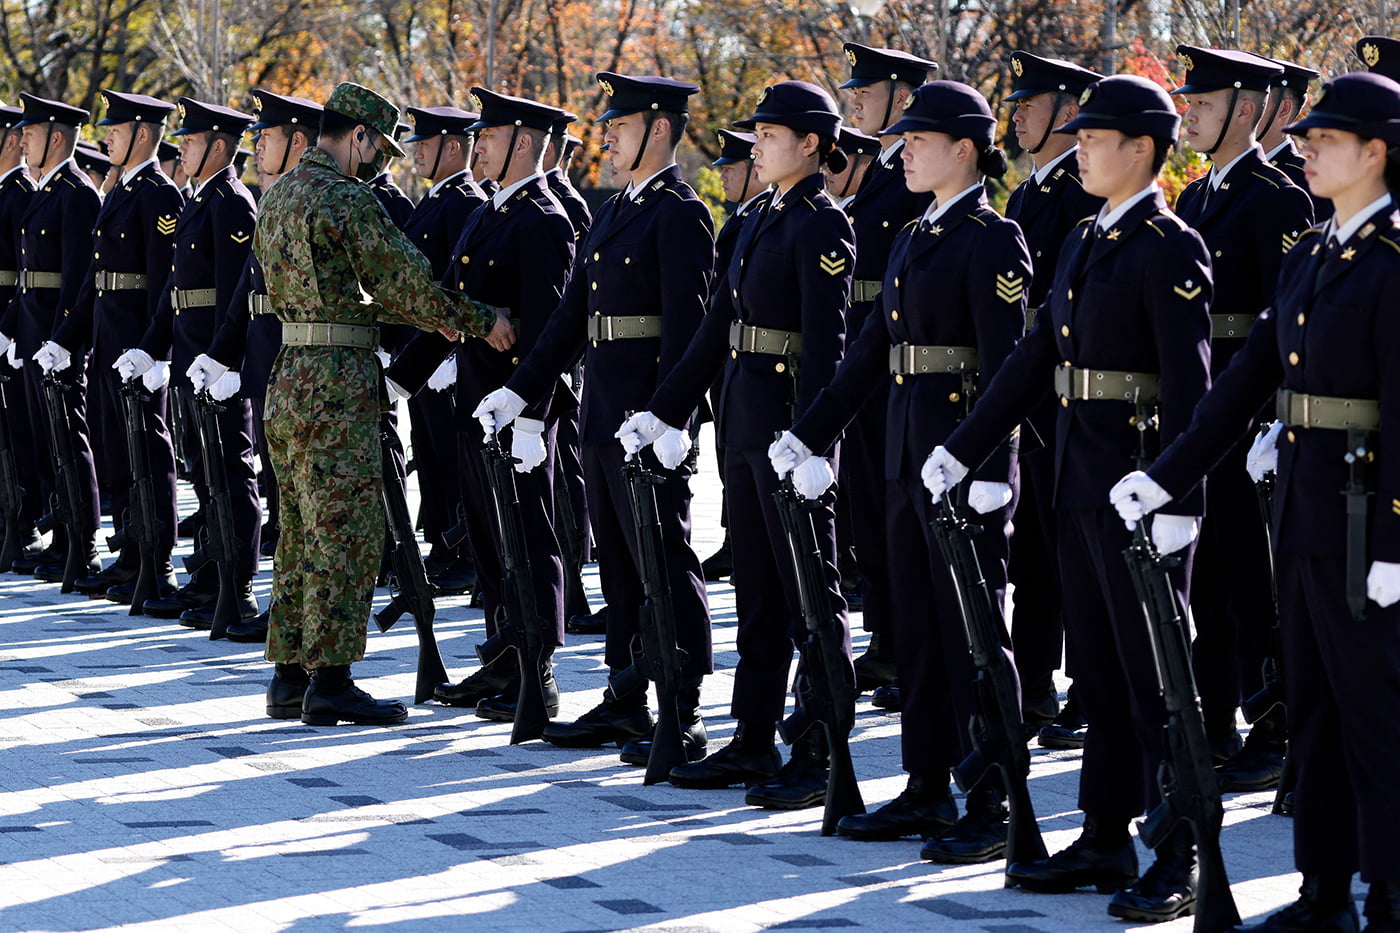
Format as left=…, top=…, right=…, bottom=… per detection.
left=930, top=490, right=1048, bottom=873
left=1124, top=518, right=1242, bottom=933
left=480, top=432, right=551, bottom=743
left=168, top=384, right=191, bottom=480
left=374, top=426, right=448, bottom=703
left=553, top=450, right=590, bottom=622
left=772, top=475, right=864, bottom=835
left=1343, top=429, right=1373, bottom=621
left=192, top=391, right=241, bottom=639
left=38, top=372, right=93, bottom=592
left=0, top=373, right=26, bottom=570
left=620, top=456, right=687, bottom=784
left=114, top=381, right=163, bottom=615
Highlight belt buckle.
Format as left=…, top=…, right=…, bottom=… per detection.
left=1300, top=392, right=1312, bottom=428
left=1076, top=368, right=1090, bottom=401
left=601, top=316, right=615, bottom=342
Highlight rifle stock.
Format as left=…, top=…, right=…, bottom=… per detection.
left=192, top=391, right=241, bottom=639
left=119, top=381, right=163, bottom=615
left=41, top=373, right=92, bottom=593
left=0, top=374, right=26, bottom=570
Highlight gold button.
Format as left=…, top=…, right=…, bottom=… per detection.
left=895, top=374, right=904, bottom=385
left=731, top=349, right=738, bottom=359
left=593, top=252, right=600, bottom=261
left=1061, top=396, right=1069, bottom=407
left=732, top=289, right=738, bottom=299
left=1297, top=313, right=1305, bottom=325
left=1287, top=430, right=1296, bottom=443
left=1289, top=351, right=1300, bottom=365
left=592, top=339, right=599, bottom=348
left=511, top=357, right=519, bottom=365
left=461, top=255, right=469, bottom=263
left=488, top=260, right=495, bottom=266
left=591, top=282, right=598, bottom=290
left=1035, top=250, right=1042, bottom=258
left=96, top=231, right=102, bottom=237
left=949, top=392, right=960, bottom=403
left=624, top=257, right=631, bottom=264
left=890, top=310, right=899, bottom=321
left=894, top=277, right=900, bottom=287
left=775, top=362, right=786, bottom=373
left=459, top=281, right=464, bottom=288
left=882, top=221, right=890, bottom=228
left=1060, top=325, right=1069, bottom=337
left=94, top=252, right=99, bottom=259
left=1215, top=250, right=1222, bottom=257
left=1067, top=289, right=1074, bottom=300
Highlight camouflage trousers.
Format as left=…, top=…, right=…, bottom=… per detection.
left=263, top=416, right=383, bottom=668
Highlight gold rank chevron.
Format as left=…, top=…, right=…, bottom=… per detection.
left=995, top=273, right=1024, bottom=303
left=156, top=216, right=176, bottom=236
left=819, top=253, right=847, bottom=277
left=1173, top=282, right=1203, bottom=300
left=230, top=232, right=250, bottom=244
left=1281, top=232, right=1298, bottom=254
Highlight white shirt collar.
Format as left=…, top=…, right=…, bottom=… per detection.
left=626, top=163, right=677, bottom=201
left=838, top=193, right=856, bottom=210
left=1097, top=183, right=1160, bottom=231
left=736, top=190, right=767, bottom=216
left=428, top=169, right=468, bottom=198
left=919, top=183, right=983, bottom=227
left=1209, top=145, right=1259, bottom=190
left=1329, top=193, right=1392, bottom=245
left=1265, top=139, right=1295, bottom=161
left=1032, top=146, right=1077, bottom=186
left=877, top=138, right=904, bottom=166
left=37, top=158, right=76, bottom=190
left=491, top=171, right=542, bottom=209
left=120, top=157, right=159, bottom=188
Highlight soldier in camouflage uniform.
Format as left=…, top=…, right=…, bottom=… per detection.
left=254, top=83, right=512, bottom=726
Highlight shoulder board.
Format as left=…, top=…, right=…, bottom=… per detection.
left=965, top=212, right=988, bottom=227
left=1074, top=216, right=1095, bottom=229
left=1248, top=171, right=1281, bottom=189
left=900, top=218, right=919, bottom=233
left=59, top=176, right=80, bottom=190
left=1378, top=236, right=1400, bottom=255
left=1295, top=226, right=1325, bottom=240
left=662, top=186, right=688, bottom=202
left=1146, top=212, right=1188, bottom=236
left=1064, top=172, right=1085, bottom=189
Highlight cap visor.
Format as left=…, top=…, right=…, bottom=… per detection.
left=712, top=156, right=743, bottom=165
left=838, top=77, right=880, bottom=89
left=1284, top=113, right=1359, bottom=136
left=596, top=106, right=639, bottom=122
left=383, top=136, right=405, bottom=158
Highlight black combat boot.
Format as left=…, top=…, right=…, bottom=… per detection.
left=1233, top=873, right=1358, bottom=932
left=620, top=676, right=708, bottom=766
left=226, top=609, right=269, bottom=644
left=301, top=665, right=407, bottom=726
left=143, top=562, right=219, bottom=618
left=566, top=604, right=608, bottom=636
left=1365, top=881, right=1400, bottom=933
left=75, top=544, right=138, bottom=595
left=669, top=721, right=781, bottom=789
left=1006, top=814, right=1139, bottom=893
left=266, top=664, right=311, bottom=720
left=1038, top=683, right=1088, bottom=749
left=433, top=651, right=516, bottom=707
left=870, top=682, right=901, bottom=711
left=853, top=632, right=898, bottom=693
left=179, top=581, right=260, bottom=630
left=921, top=782, right=1009, bottom=864
left=700, top=533, right=732, bottom=581
left=836, top=774, right=957, bottom=841
left=745, top=728, right=829, bottom=810
left=543, top=679, right=653, bottom=748
left=36, top=532, right=99, bottom=583
left=1218, top=706, right=1287, bottom=792
left=474, top=657, right=560, bottom=722
left=1108, top=824, right=1198, bottom=921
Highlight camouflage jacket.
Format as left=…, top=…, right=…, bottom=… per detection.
left=254, top=146, right=495, bottom=422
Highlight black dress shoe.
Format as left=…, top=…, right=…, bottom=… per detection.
left=619, top=723, right=708, bottom=766
left=745, top=755, right=828, bottom=810
left=669, top=722, right=781, bottom=789
left=226, top=611, right=269, bottom=643
left=836, top=774, right=956, bottom=841
left=1107, top=831, right=1197, bottom=922
left=110, top=565, right=177, bottom=606
left=1006, top=817, right=1138, bottom=894
left=566, top=605, right=608, bottom=636
left=10, top=545, right=50, bottom=575
left=179, top=585, right=260, bottom=629
left=870, top=683, right=901, bottom=711
left=700, top=536, right=732, bottom=581
left=542, top=689, right=654, bottom=748
left=144, top=574, right=219, bottom=618
left=433, top=657, right=515, bottom=708
left=301, top=665, right=406, bottom=726
left=1021, top=691, right=1060, bottom=732
left=1038, top=690, right=1088, bottom=749
left=75, top=558, right=137, bottom=595
left=1233, top=874, right=1359, bottom=932
left=1218, top=713, right=1288, bottom=792
left=921, top=800, right=1009, bottom=864
left=36, top=552, right=101, bottom=584
left=266, top=665, right=309, bottom=720
left=853, top=632, right=897, bottom=693
left=429, top=561, right=477, bottom=596
left=474, top=667, right=560, bottom=722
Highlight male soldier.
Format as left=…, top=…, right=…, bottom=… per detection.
left=39, top=91, right=183, bottom=605
left=158, top=140, right=191, bottom=197
left=0, top=104, right=40, bottom=568
left=826, top=126, right=878, bottom=208
left=74, top=142, right=112, bottom=192
left=254, top=82, right=511, bottom=725
left=545, top=116, right=592, bottom=238
left=923, top=75, right=1213, bottom=922
left=1171, top=47, right=1313, bottom=793
left=389, top=88, right=576, bottom=724
left=1003, top=51, right=1103, bottom=744
left=0, top=95, right=102, bottom=584
left=474, top=73, right=715, bottom=764
left=839, top=42, right=937, bottom=705
left=1249, top=53, right=1330, bottom=219
left=115, top=98, right=261, bottom=626
left=195, top=90, right=324, bottom=643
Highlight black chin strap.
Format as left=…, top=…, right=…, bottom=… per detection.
left=496, top=125, right=522, bottom=184
left=1028, top=89, right=1065, bottom=155
left=740, top=159, right=755, bottom=201
left=190, top=133, right=217, bottom=185
left=879, top=79, right=898, bottom=134
left=630, top=111, right=658, bottom=174
left=836, top=154, right=861, bottom=198
left=1204, top=86, right=1243, bottom=157
left=274, top=130, right=294, bottom=175
left=36, top=128, right=53, bottom=176
left=1256, top=87, right=1285, bottom=141
left=427, top=135, right=448, bottom=182
left=118, top=125, right=139, bottom=172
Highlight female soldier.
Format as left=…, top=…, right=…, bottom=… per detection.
left=1111, top=71, right=1400, bottom=932
left=618, top=81, right=856, bottom=807
left=768, top=80, right=1029, bottom=861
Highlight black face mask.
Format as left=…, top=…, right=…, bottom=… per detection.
left=355, top=136, right=386, bottom=181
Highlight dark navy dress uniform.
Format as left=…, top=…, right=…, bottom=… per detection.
left=794, top=126, right=1030, bottom=782
left=389, top=89, right=576, bottom=648
left=1256, top=54, right=1332, bottom=221
left=1001, top=51, right=1105, bottom=712
left=649, top=83, right=855, bottom=732
left=1169, top=48, right=1316, bottom=744
left=547, top=165, right=592, bottom=240
left=837, top=43, right=937, bottom=645
left=1146, top=74, right=1400, bottom=896
left=943, top=77, right=1212, bottom=830
left=507, top=75, right=716, bottom=683
left=4, top=96, right=103, bottom=552
left=367, top=171, right=414, bottom=227
left=0, top=106, right=40, bottom=538
left=54, top=91, right=184, bottom=566
left=138, top=99, right=261, bottom=580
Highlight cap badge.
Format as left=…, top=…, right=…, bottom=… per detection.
left=1180, top=52, right=1195, bottom=72
left=176, top=102, right=186, bottom=120
left=408, top=112, right=417, bottom=125
left=469, top=93, right=483, bottom=112
left=758, top=86, right=771, bottom=107
left=1012, top=57, right=1024, bottom=77
left=1079, top=87, right=1093, bottom=106
left=252, top=96, right=263, bottom=114
left=846, top=49, right=858, bottom=67
left=1364, top=42, right=1382, bottom=67
left=599, top=78, right=615, bottom=97
left=902, top=93, right=915, bottom=111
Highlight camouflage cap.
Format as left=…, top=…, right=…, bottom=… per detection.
left=325, top=82, right=405, bottom=157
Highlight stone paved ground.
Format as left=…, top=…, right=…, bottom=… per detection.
left=0, top=426, right=1318, bottom=932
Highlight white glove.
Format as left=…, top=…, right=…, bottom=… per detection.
left=967, top=480, right=1012, bottom=515
left=4, top=343, right=19, bottom=369
left=510, top=418, right=547, bottom=473
left=0, top=332, right=11, bottom=355
left=1367, top=561, right=1400, bottom=608
left=114, top=348, right=156, bottom=382
left=768, top=431, right=813, bottom=477
left=921, top=446, right=970, bottom=503
left=142, top=361, right=170, bottom=392
left=1246, top=421, right=1283, bottom=483
left=654, top=428, right=693, bottom=471
left=186, top=353, right=229, bottom=392
left=792, top=456, right=835, bottom=499
left=385, top=378, right=407, bottom=405
left=1109, top=470, right=1173, bottom=528
left=374, top=347, right=391, bottom=369
left=1151, top=514, right=1198, bottom=555
left=616, top=411, right=671, bottom=457
left=208, top=371, right=241, bottom=401
left=473, top=386, right=527, bottom=437
left=427, top=356, right=458, bottom=393
left=33, top=341, right=71, bottom=373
